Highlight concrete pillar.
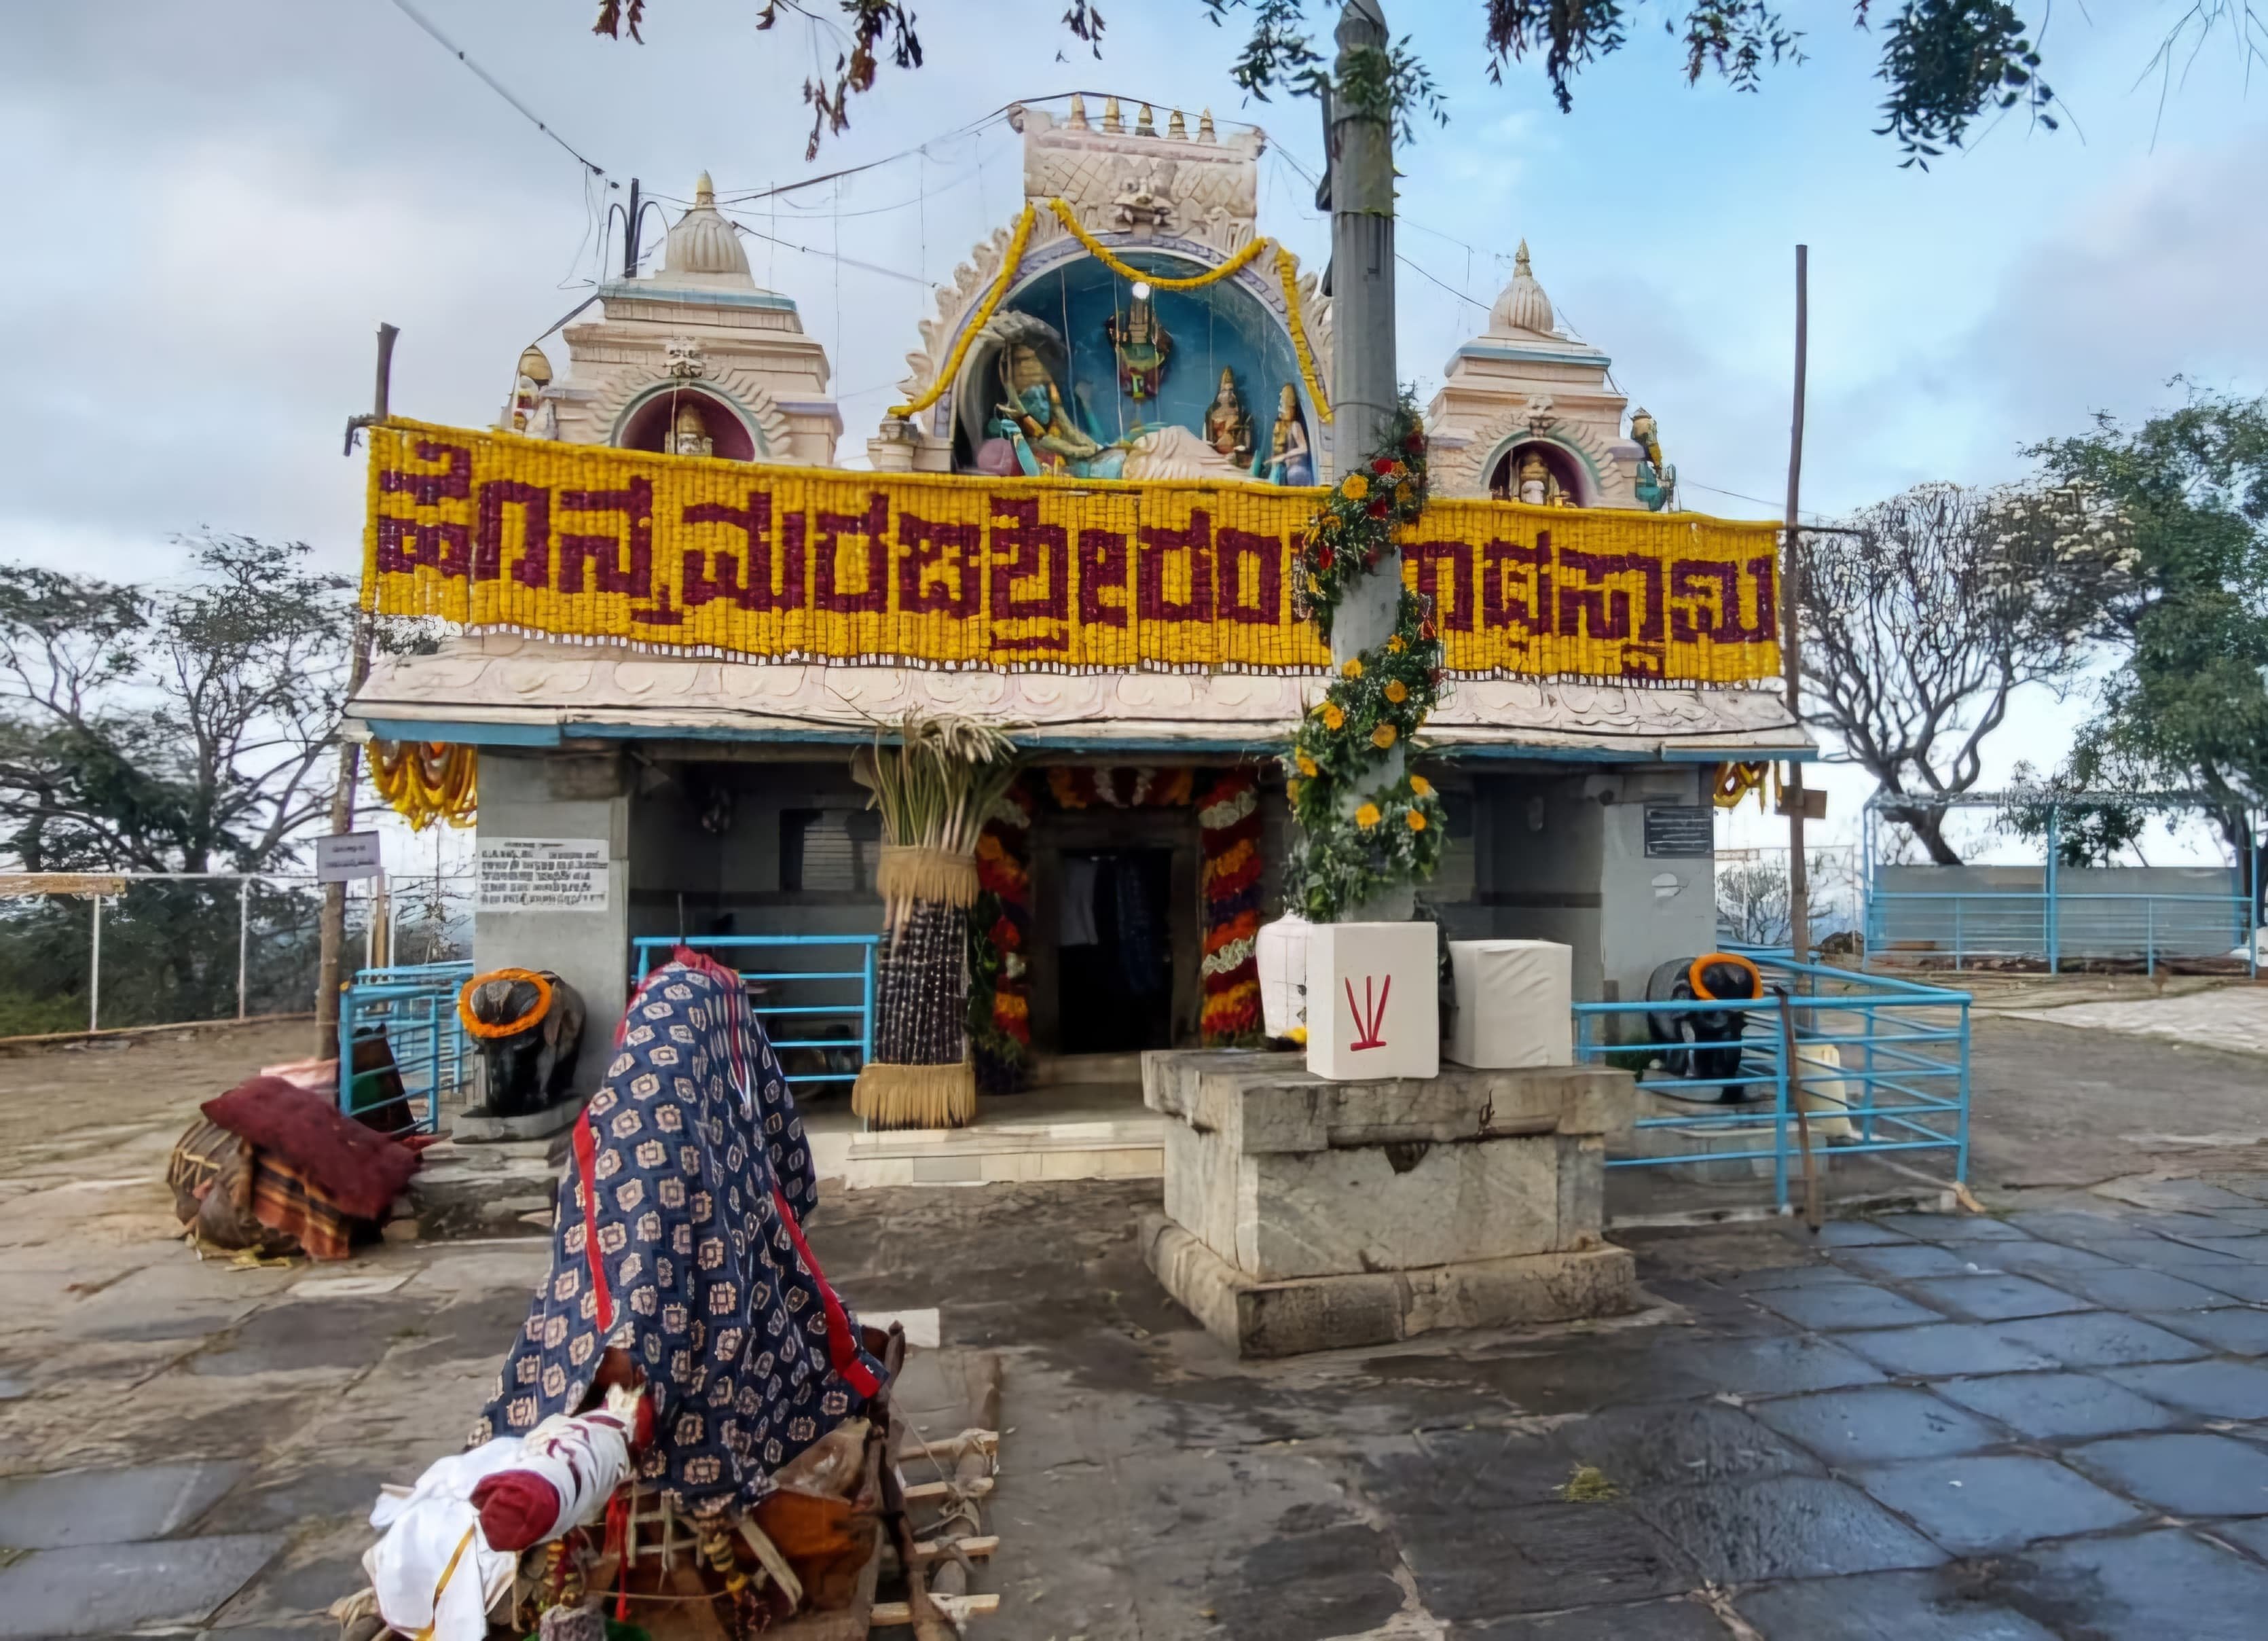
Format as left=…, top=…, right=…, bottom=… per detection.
left=471, top=751, right=632, bottom=1094
left=1328, top=0, right=1410, bottom=921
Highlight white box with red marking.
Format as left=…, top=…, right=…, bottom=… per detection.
left=1304, top=920, right=1440, bottom=1081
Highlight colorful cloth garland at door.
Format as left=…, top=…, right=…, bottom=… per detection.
left=970, top=785, right=1035, bottom=1092
left=1197, top=769, right=1263, bottom=1040
left=987, top=767, right=1264, bottom=1048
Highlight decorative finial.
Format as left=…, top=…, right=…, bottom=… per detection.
left=1068, top=93, right=1089, bottom=130
left=1515, top=239, right=1531, bottom=276
left=695, top=170, right=716, bottom=207
left=1169, top=109, right=1188, bottom=139
left=1102, top=96, right=1123, bottom=134
left=1198, top=108, right=1217, bottom=143
left=1136, top=103, right=1156, bottom=137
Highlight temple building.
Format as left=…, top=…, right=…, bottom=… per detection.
left=348, top=96, right=1807, bottom=1103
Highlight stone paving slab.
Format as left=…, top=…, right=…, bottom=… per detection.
left=0, top=1459, right=245, bottom=1550
left=0, top=1531, right=285, bottom=1638
left=2004, top=986, right=2268, bottom=1059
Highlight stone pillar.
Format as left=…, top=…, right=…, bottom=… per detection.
left=1140, top=1050, right=1637, bottom=1356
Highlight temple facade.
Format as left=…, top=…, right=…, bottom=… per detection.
left=350, top=97, right=1803, bottom=1096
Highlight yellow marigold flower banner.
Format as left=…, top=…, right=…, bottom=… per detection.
left=363, top=418, right=1782, bottom=683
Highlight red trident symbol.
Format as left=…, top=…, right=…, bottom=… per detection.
left=1345, top=974, right=1391, bottom=1051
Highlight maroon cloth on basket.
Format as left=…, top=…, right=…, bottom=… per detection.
left=200, top=1077, right=420, bottom=1222
left=470, top=1470, right=563, bottom=1552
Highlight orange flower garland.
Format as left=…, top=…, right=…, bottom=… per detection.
left=458, top=968, right=553, bottom=1040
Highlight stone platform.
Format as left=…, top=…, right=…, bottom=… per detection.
left=1141, top=1050, right=1640, bottom=1356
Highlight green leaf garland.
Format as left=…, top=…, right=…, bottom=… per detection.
left=1283, top=396, right=1449, bottom=922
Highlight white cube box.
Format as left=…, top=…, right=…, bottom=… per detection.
left=1306, top=921, right=1440, bottom=1081
left=1256, top=914, right=1313, bottom=1040
left=1447, top=939, right=1573, bottom=1068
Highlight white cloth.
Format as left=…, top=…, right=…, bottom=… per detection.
left=365, top=1441, right=523, bottom=1641
left=517, top=1403, right=635, bottom=1534
left=1060, top=856, right=1101, bottom=947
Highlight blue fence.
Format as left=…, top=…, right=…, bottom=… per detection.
left=633, top=935, right=877, bottom=1089
left=339, top=960, right=475, bottom=1132
left=1575, top=956, right=1971, bottom=1212
left=1866, top=888, right=2257, bottom=977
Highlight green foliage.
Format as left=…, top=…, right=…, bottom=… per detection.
left=1874, top=0, right=2052, bottom=167
left=600, top=0, right=2265, bottom=166
left=2027, top=391, right=2268, bottom=855
left=0, top=535, right=350, bottom=874
left=1996, top=761, right=2151, bottom=867
left=0, top=879, right=324, bottom=1034
left=1281, top=399, right=1448, bottom=922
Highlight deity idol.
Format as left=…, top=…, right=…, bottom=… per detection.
left=1630, top=407, right=1677, bottom=511
left=1104, top=284, right=1172, bottom=401
left=976, top=314, right=1248, bottom=482
left=1264, top=384, right=1313, bottom=486
left=672, top=399, right=712, bottom=458
left=989, top=342, right=1110, bottom=475
left=1205, top=368, right=1254, bottom=467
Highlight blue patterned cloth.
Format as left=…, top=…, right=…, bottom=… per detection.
left=473, top=952, right=887, bottom=1519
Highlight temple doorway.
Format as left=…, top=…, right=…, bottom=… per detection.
left=1055, top=848, right=1175, bottom=1053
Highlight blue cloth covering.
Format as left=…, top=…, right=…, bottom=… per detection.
left=471, top=952, right=886, bottom=1519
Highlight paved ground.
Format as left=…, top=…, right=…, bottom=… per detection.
left=5, top=1011, right=2268, bottom=1636
left=2003, top=986, right=2268, bottom=1060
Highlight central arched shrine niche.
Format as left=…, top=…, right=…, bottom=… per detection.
left=950, top=246, right=1317, bottom=484
left=615, top=385, right=760, bottom=461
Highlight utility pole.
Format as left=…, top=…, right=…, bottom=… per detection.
left=623, top=177, right=642, bottom=279
left=1781, top=247, right=1811, bottom=965
left=1328, top=0, right=1410, bottom=921
left=316, top=323, right=394, bottom=1058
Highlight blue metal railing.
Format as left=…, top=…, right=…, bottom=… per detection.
left=340, top=960, right=476, bottom=1132
left=1575, top=955, right=1972, bottom=1212
left=633, top=935, right=878, bottom=1088
left=1865, top=888, right=2258, bottom=978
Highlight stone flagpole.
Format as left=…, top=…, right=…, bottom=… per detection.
left=1327, top=0, right=1410, bottom=922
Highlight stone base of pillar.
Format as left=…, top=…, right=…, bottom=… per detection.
left=1142, top=1212, right=1636, bottom=1358
left=1141, top=1049, right=1639, bottom=1356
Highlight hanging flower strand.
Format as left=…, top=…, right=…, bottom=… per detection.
left=1282, top=395, right=1448, bottom=922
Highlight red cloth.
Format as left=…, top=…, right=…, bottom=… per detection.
left=200, top=1077, right=420, bottom=1222
left=470, top=1470, right=563, bottom=1552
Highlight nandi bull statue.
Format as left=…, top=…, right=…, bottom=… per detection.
left=458, top=968, right=585, bottom=1119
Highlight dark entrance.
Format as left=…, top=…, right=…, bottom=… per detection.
left=1055, top=848, right=1175, bottom=1053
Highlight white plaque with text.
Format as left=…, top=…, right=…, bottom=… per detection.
left=477, top=837, right=610, bottom=912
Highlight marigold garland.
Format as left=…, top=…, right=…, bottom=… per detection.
left=458, top=968, right=554, bottom=1040
left=1282, top=397, right=1449, bottom=922
left=888, top=202, right=1039, bottom=419
left=369, top=740, right=477, bottom=831
left=888, top=200, right=1333, bottom=433
left=1046, top=198, right=1274, bottom=289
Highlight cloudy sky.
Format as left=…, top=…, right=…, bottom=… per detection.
left=7, top=0, right=2263, bottom=857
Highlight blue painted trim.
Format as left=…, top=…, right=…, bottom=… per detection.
left=362, top=718, right=563, bottom=747
left=1450, top=342, right=1611, bottom=369
left=598, top=281, right=801, bottom=313
left=1658, top=745, right=1821, bottom=763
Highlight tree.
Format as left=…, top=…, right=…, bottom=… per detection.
left=593, top=0, right=2257, bottom=166
left=1996, top=759, right=2151, bottom=866
left=1799, top=480, right=2132, bottom=865
left=2027, top=391, right=2268, bottom=873
left=0, top=535, right=351, bottom=874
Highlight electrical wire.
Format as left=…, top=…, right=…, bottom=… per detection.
left=718, top=217, right=933, bottom=287
left=384, top=0, right=612, bottom=181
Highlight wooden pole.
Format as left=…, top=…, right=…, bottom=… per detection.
left=315, top=323, right=392, bottom=1057
left=1781, top=247, right=1810, bottom=967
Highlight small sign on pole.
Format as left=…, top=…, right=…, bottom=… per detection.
left=317, top=831, right=384, bottom=884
